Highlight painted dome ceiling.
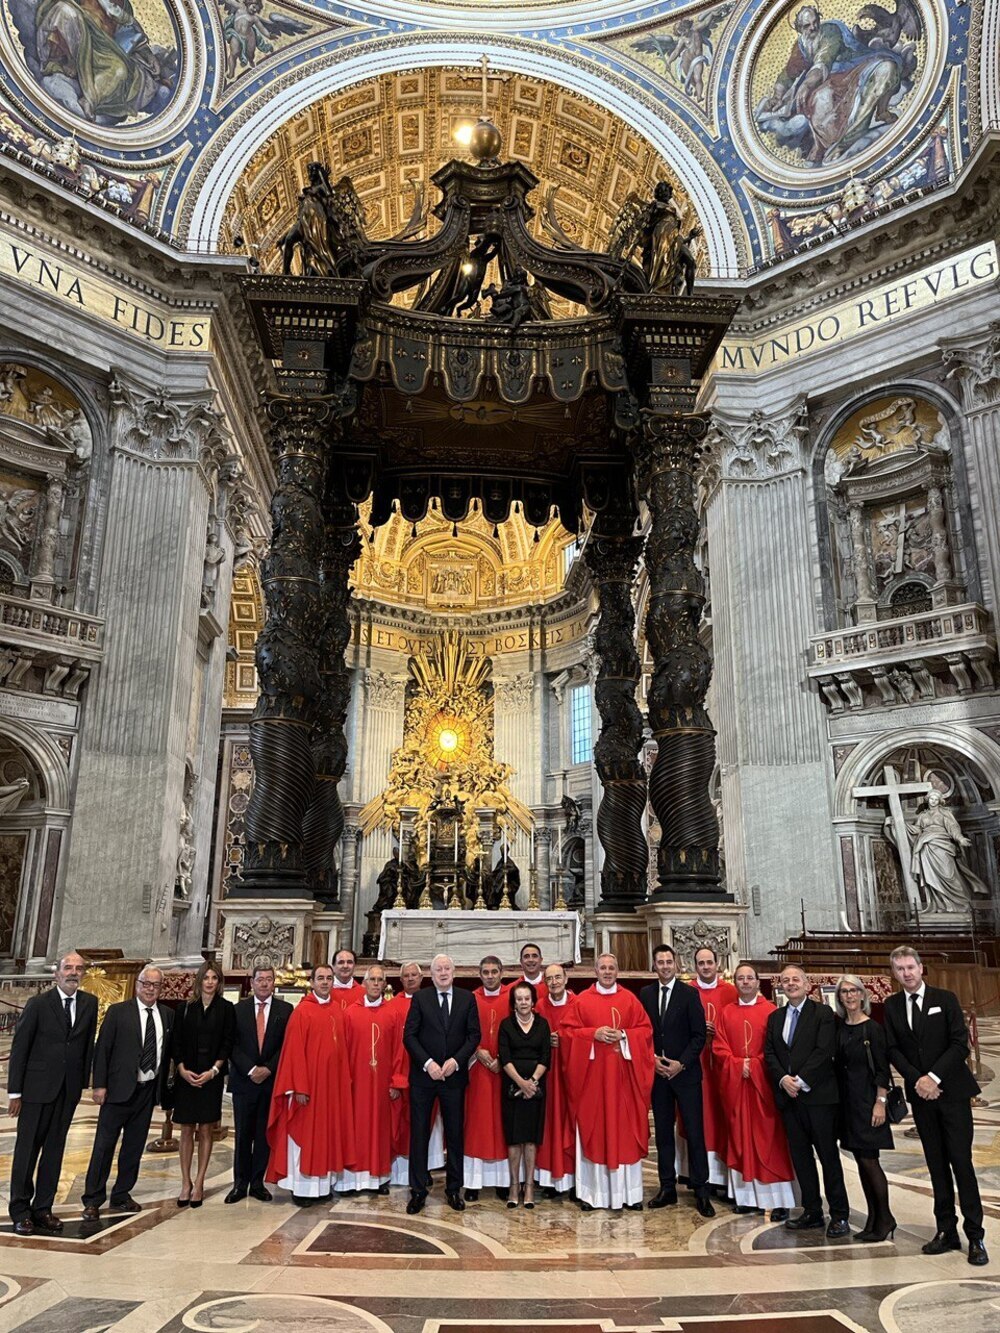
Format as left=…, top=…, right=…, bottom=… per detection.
left=0, top=0, right=980, bottom=269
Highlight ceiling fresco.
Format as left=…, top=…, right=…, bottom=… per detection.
left=0, top=0, right=978, bottom=268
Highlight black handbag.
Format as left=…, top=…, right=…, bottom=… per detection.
left=864, top=1034, right=908, bottom=1124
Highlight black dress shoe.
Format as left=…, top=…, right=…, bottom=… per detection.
left=495, top=1186, right=510, bottom=1202
left=376, top=1183, right=390, bottom=1196
left=291, top=1194, right=315, bottom=1207
left=785, top=1212, right=825, bottom=1231
left=626, top=1202, right=643, bottom=1211
left=579, top=1200, right=594, bottom=1212
left=968, top=1239, right=989, bottom=1266
left=224, top=1188, right=248, bottom=1204
left=695, top=1196, right=716, bottom=1219
left=406, top=1193, right=426, bottom=1215
left=733, top=1205, right=759, bottom=1215
left=249, top=1185, right=272, bottom=1202
left=110, top=1195, right=141, bottom=1213
left=12, top=1218, right=33, bottom=1236
left=446, top=1192, right=466, bottom=1212
left=770, top=1208, right=789, bottom=1222
left=826, top=1218, right=850, bottom=1238
left=82, top=1205, right=101, bottom=1221
left=922, top=1230, right=962, bottom=1255
left=649, top=1188, right=678, bottom=1209
left=32, top=1212, right=63, bottom=1233
left=464, top=1189, right=479, bottom=1202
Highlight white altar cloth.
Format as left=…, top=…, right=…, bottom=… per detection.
left=378, top=909, right=582, bottom=966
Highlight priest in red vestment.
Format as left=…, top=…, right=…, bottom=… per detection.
left=463, top=955, right=511, bottom=1201
left=389, top=961, right=444, bottom=1187
left=713, top=963, right=795, bottom=1219
left=686, top=946, right=738, bottom=1193
left=562, top=954, right=654, bottom=1210
left=342, top=964, right=403, bottom=1194
left=331, top=948, right=364, bottom=1011
left=519, top=943, right=548, bottom=1004
left=266, top=964, right=356, bottom=1205
left=536, top=962, right=577, bottom=1197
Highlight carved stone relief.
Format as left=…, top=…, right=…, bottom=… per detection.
left=670, top=918, right=732, bottom=974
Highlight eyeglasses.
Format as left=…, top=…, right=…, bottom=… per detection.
left=839, top=987, right=862, bottom=996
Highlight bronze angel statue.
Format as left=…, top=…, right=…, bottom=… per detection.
left=608, top=181, right=700, bottom=296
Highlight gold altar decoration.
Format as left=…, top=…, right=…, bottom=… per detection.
left=359, top=631, right=532, bottom=865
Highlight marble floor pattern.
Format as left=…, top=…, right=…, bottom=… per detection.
left=0, top=1023, right=996, bottom=1332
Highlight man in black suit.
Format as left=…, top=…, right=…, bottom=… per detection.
left=639, top=945, right=714, bottom=1218
left=7, top=951, right=98, bottom=1235
left=81, top=965, right=174, bottom=1220
left=764, top=964, right=850, bottom=1237
left=403, top=952, right=480, bottom=1215
left=225, top=965, right=292, bottom=1204
left=884, top=945, right=986, bottom=1265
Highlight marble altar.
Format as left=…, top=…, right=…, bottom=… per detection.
left=378, top=909, right=582, bottom=967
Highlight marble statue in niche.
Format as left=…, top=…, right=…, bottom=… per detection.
left=752, top=0, right=926, bottom=168
left=5, top=0, right=180, bottom=126
left=883, top=790, right=991, bottom=914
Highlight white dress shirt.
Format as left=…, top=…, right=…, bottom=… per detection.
left=782, top=999, right=811, bottom=1091
left=249, top=995, right=272, bottom=1078
left=136, top=997, right=164, bottom=1083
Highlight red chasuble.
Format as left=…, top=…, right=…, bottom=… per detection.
left=562, top=986, right=655, bottom=1170
left=714, top=998, right=794, bottom=1185
left=464, top=987, right=510, bottom=1161
left=535, top=991, right=579, bottom=1183
left=266, top=993, right=356, bottom=1181
left=344, top=1000, right=403, bottom=1178
left=690, top=979, right=738, bottom=1168
left=331, top=981, right=365, bottom=1012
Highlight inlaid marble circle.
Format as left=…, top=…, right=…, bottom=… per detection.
left=879, top=1278, right=1000, bottom=1332
left=183, top=1294, right=395, bottom=1331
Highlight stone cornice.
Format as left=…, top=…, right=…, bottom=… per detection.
left=707, top=135, right=1000, bottom=333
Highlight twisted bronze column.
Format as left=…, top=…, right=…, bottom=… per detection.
left=584, top=509, right=649, bottom=912
left=237, top=398, right=330, bottom=898
left=641, top=413, right=722, bottom=898
left=302, top=484, right=361, bottom=907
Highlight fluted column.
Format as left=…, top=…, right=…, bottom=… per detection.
left=640, top=413, right=722, bottom=899
left=302, top=487, right=361, bottom=907
left=942, top=323, right=1000, bottom=612
left=584, top=503, right=648, bottom=912
left=238, top=398, right=329, bottom=898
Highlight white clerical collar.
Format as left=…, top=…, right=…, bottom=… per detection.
left=738, top=996, right=760, bottom=1006
left=548, top=993, right=568, bottom=1006
left=333, top=979, right=356, bottom=989
left=696, top=977, right=720, bottom=989
left=523, top=975, right=543, bottom=986
left=483, top=987, right=503, bottom=998
left=314, top=995, right=331, bottom=1005
left=364, top=997, right=383, bottom=1008
left=596, top=982, right=618, bottom=995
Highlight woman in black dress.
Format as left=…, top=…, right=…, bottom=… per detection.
left=171, top=961, right=236, bottom=1207
left=834, top=974, right=895, bottom=1241
left=498, top=982, right=551, bottom=1209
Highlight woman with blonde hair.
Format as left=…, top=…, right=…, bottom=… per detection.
left=171, top=961, right=236, bottom=1207
left=834, top=974, right=895, bottom=1241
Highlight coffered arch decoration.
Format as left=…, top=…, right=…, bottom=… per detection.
left=225, top=563, right=264, bottom=708
left=353, top=503, right=574, bottom=613
left=181, top=36, right=746, bottom=274
left=218, top=66, right=706, bottom=282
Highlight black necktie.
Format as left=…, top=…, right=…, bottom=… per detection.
left=64, top=996, right=73, bottom=1034
left=440, top=992, right=450, bottom=1025
left=910, top=992, right=922, bottom=1035
left=140, top=1006, right=157, bottom=1073
left=659, top=985, right=669, bottom=1020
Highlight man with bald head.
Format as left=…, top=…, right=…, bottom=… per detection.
left=82, top=966, right=175, bottom=1220
left=7, top=951, right=98, bottom=1234
left=403, top=953, right=480, bottom=1214
left=764, top=964, right=849, bottom=1236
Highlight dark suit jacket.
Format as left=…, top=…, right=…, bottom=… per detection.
left=884, top=985, right=980, bottom=1101
left=639, top=980, right=705, bottom=1087
left=404, top=986, right=480, bottom=1090
left=228, top=996, right=293, bottom=1097
left=764, top=997, right=839, bottom=1107
left=92, top=998, right=174, bottom=1106
left=8, top=987, right=98, bottom=1104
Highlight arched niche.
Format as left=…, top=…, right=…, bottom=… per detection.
left=812, top=384, right=978, bottom=632
left=835, top=730, right=1000, bottom=932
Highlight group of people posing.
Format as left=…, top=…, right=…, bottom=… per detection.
left=3, top=942, right=987, bottom=1268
